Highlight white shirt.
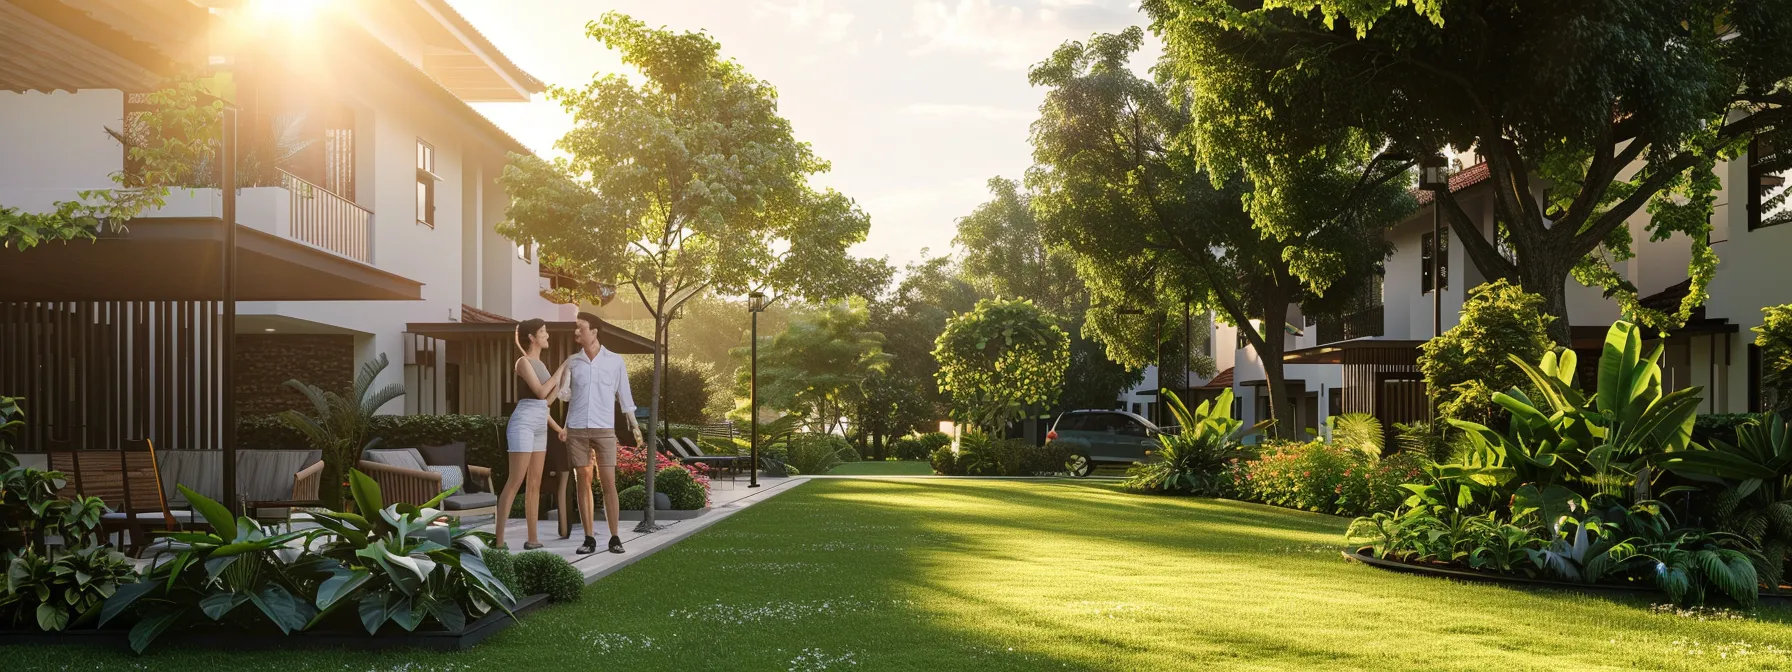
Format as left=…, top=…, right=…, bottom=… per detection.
left=562, top=346, right=636, bottom=429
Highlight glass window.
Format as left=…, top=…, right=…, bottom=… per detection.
left=1751, top=136, right=1791, bottom=231
left=1117, top=415, right=1149, bottom=437
left=416, top=139, right=436, bottom=227
left=1055, top=414, right=1087, bottom=432
left=1421, top=229, right=1450, bottom=292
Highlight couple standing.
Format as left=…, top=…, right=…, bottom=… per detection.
left=495, top=312, right=641, bottom=555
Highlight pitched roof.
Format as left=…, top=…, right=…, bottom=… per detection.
left=1414, top=161, right=1492, bottom=205
left=460, top=304, right=513, bottom=324
left=1200, top=367, right=1235, bottom=390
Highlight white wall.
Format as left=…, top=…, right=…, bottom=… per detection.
left=0, top=90, right=123, bottom=212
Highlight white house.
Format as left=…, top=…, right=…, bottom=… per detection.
left=0, top=0, right=650, bottom=451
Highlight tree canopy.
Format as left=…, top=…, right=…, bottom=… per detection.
left=1145, top=0, right=1792, bottom=342
left=734, top=301, right=891, bottom=435
left=933, top=298, right=1070, bottom=433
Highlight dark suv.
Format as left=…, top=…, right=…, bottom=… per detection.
left=1047, top=410, right=1166, bottom=477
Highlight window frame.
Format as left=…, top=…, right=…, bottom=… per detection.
left=1748, top=136, right=1791, bottom=232
left=415, top=139, right=438, bottom=228
left=1420, top=229, right=1450, bottom=293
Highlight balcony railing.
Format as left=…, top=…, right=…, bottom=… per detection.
left=280, top=169, right=371, bottom=263
left=1317, top=306, right=1384, bottom=344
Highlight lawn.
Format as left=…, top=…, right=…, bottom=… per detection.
left=826, top=460, right=934, bottom=476
left=9, top=479, right=1792, bottom=670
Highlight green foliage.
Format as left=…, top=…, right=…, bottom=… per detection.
left=1326, top=413, right=1383, bottom=458
left=0, top=395, right=21, bottom=459
left=1238, top=441, right=1420, bottom=516
left=629, top=358, right=716, bottom=425
left=929, top=445, right=959, bottom=476
left=618, top=485, right=648, bottom=511
left=482, top=549, right=518, bottom=596
left=933, top=298, right=1069, bottom=432
left=1124, top=389, right=1264, bottom=495
left=655, top=466, right=708, bottom=510
left=2, top=80, right=223, bottom=251
left=1758, top=304, right=1792, bottom=412
left=1, top=545, right=137, bottom=632
left=1418, top=281, right=1555, bottom=425
left=1658, top=413, right=1792, bottom=588
left=1692, top=414, right=1757, bottom=450
left=734, top=301, right=890, bottom=434
left=785, top=434, right=855, bottom=476
left=891, top=435, right=934, bottom=461
left=949, top=433, right=1067, bottom=477
left=509, top=551, right=585, bottom=604
left=277, top=354, right=406, bottom=507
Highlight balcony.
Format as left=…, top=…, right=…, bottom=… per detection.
left=1317, top=306, right=1384, bottom=345
left=138, top=172, right=371, bottom=264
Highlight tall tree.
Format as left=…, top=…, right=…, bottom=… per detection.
left=733, top=301, right=891, bottom=435
left=934, top=298, right=1070, bottom=433
left=1028, top=28, right=1405, bottom=436
left=953, top=177, right=1144, bottom=414
left=499, top=13, right=868, bottom=530
left=1146, top=0, right=1792, bottom=343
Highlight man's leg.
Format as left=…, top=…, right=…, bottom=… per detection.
left=599, top=463, right=620, bottom=538
left=575, top=462, right=597, bottom=538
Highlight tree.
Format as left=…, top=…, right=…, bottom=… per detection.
left=953, top=177, right=1145, bottom=414
left=277, top=354, right=404, bottom=510
left=628, top=357, right=715, bottom=426
left=1419, top=280, right=1555, bottom=426
left=1028, top=28, right=1406, bottom=436
left=733, top=301, right=891, bottom=435
left=933, top=298, right=1070, bottom=433
left=1146, top=0, right=1792, bottom=344
left=498, top=13, right=869, bottom=530
left=2, top=81, right=221, bottom=250
left=1759, top=305, right=1792, bottom=412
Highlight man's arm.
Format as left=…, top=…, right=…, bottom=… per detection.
left=616, top=358, right=642, bottom=445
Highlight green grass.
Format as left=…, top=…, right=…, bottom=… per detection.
left=826, top=460, right=934, bottom=476
left=11, top=479, right=1792, bottom=670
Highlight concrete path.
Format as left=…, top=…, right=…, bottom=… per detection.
left=473, top=475, right=808, bottom=582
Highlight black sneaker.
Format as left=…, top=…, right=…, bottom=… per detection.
left=577, top=536, right=597, bottom=554
left=608, top=536, right=625, bottom=554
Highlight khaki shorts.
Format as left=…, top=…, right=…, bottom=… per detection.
left=566, top=428, right=617, bottom=468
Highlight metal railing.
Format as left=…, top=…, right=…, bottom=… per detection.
left=1317, top=305, right=1384, bottom=344
left=280, top=169, right=371, bottom=263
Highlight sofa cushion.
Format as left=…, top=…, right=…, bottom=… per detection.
left=425, top=465, right=464, bottom=494
left=363, top=448, right=426, bottom=472
left=441, top=492, right=497, bottom=511
left=416, top=442, right=477, bottom=493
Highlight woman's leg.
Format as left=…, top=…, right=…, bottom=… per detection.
left=522, top=450, right=546, bottom=545
left=495, top=450, right=531, bottom=548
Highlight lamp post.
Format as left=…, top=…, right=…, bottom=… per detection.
left=1419, top=153, right=1450, bottom=340
left=747, top=291, right=768, bottom=487
left=221, top=104, right=239, bottom=515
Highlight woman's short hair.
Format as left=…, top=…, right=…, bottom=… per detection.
left=515, top=318, right=547, bottom=352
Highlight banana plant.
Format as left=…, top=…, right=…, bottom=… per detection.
left=101, top=485, right=324, bottom=653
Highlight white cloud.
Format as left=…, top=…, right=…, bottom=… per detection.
left=755, top=0, right=859, bottom=50
left=908, top=0, right=1144, bottom=69
left=899, top=103, right=1035, bottom=122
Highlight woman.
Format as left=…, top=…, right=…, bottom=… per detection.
left=495, top=319, right=568, bottom=550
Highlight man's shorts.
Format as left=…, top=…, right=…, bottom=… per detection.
left=566, top=428, right=617, bottom=468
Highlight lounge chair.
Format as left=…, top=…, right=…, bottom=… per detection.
left=668, top=437, right=745, bottom=480
left=359, top=447, right=496, bottom=520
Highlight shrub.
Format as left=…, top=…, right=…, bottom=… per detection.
left=892, top=436, right=931, bottom=461
left=929, top=445, right=959, bottom=475
left=1240, top=441, right=1362, bottom=514
left=916, top=432, right=952, bottom=452
left=511, top=550, right=585, bottom=603
left=484, top=548, right=519, bottom=594
left=628, top=358, right=715, bottom=425
left=619, top=485, right=647, bottom=511
left=614, top=445, right=709, bottom=494
left=1693, top=413, right=1756, bottom=448
left=1758, top=304, right=1792, bottom=412
left=1019, top=442, right=1071, bottom=476
left=1418, top=279, right=1554, bottom=426
left=656, top=465, right=708, bottom=510
left=836, top=441, right=862, bottom=462
left=1333, top=451, right=1429, bottom=516
left=955, top=433, right=1019, bottom=476
left=787, top=434, right=853, bottom=474
left=1124, top=389, right=1260, bottom=495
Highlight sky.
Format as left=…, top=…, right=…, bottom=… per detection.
left=446, top=0, right=1161, bottom=271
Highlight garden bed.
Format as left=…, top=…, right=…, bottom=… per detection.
left=1342, top=549, right=1792, bottom=608
left=0, top=593, right=549, bottom=652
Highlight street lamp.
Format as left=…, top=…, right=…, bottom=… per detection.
left=747, top=291, right=768, bottom=488
left=1419, top=153, right=1450, bottom=340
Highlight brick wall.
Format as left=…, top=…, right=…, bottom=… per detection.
left=235, top=334, right=355, bottom=417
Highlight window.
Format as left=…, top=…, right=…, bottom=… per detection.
left=1421, top=229, right=1450, bottom=293
left=1749, top=136, right=1791, bottom=232
left=416, top=140, right=436, bottom=227
left=1055, top=414, right=1088, bottom=432
left=517, top=241, right=532, bottom=262
left=1122, top=413, right=1149, bottom=436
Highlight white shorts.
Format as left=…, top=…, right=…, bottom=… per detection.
left=506, top=399, right=549, bottom=453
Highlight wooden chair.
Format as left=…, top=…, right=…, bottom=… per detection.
left=358, top=448, right=496, bottom=522
left=53, top=440, right=179, bottom=552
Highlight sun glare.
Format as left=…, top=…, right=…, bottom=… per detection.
left=245, top=0, right=332, bottom=24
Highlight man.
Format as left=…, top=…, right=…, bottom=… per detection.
left=562, top=312, right=643, bottom=554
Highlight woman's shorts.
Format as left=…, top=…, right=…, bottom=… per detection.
left=506, top=399, right=549, bottom=453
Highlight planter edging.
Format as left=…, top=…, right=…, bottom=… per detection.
left=0, top=593, right=550, bottom=652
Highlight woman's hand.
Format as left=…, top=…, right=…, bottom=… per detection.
left=558, top=427, right=568, bottom=443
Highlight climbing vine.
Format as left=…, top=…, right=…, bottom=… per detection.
left=0, top=80, right=222, bottom=250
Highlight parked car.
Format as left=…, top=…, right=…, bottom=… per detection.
left=1046, top=410, right=1169, bottom=477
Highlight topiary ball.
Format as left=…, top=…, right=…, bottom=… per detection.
left=618, top=485, right=647, bottom=511
left=657, top=466, right=707, bottom=510
left=483, top=547, right=519, bottom=595
left=511, top=550, right=585, bottom=603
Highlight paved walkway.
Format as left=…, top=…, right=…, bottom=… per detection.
left=474, top=475, right=807, bottom=582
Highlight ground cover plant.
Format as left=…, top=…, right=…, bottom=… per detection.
left=11, top=478, right=1792, bottom=670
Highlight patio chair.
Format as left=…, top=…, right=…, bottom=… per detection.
left=157, top=449, right=324, bottom=517
left=359, top=447, right=496, bottom=521
left=51, top=440, right=182, bottom=552
left=671, top=437, right=745, bottom=475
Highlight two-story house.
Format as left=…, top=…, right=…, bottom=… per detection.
left=0, top=0, right=651, bottom=451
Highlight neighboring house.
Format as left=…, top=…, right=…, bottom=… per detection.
left=0, top=0, right=650, bottom=451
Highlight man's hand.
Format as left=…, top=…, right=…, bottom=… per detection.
left=558, top=427, right=568, bottom=442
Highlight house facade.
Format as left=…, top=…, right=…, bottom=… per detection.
left=0, top=0, right=643, bottom=451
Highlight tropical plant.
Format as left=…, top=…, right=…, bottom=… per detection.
left=1758, top=304, right=1792, bottom=412
left=0, top=395, right=22, bottom=461
left=277, top=353, right=405, bottom=508
left=1657, top=413, right=1792, bottom=587
left=102, top=485, right=325, bottom=653
left=1125, top=389, right=1265, bottom=495
left=734, top=301, right=891, bottom=435
left=1470, top=522, right=1547, bottom=573
left=1418, top=281, right=1555, bottom=426
left=1326, top=413, right=1383, bottom=458
left=785, top=434, right=854, bottom=476
left=1, top=544, right=137, bottom=631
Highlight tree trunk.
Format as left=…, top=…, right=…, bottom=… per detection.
left=1254, top=297, right=1298, bottom=440
left=637, top=313, right=666, bottom=532
left=1518, top=255, right=1575, bottom=347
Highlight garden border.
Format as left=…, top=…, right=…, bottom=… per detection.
left=1343, top=549, right=1792, bottom=608
left=0, top=593, right=550, bottom=652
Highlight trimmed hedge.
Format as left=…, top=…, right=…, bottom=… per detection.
left=655, top=466, right=706, bottom=510
left=510, top=550, right=585, bottom=603
left=619, top=485, right=647, bottom=511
